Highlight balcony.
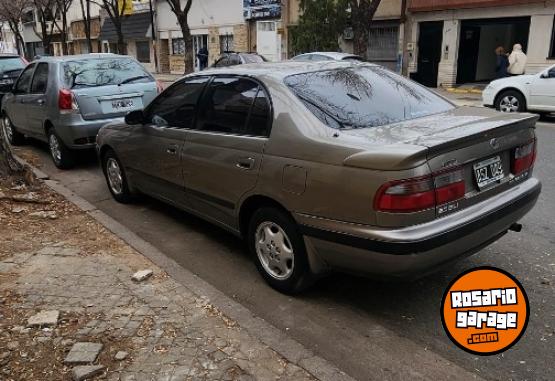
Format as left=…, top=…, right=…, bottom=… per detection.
left=408, top=0, right=545, bottom=12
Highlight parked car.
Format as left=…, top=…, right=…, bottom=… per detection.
left=97, top=61, right=541, bottom=293
left=212, top=52, right=267, bottom=68
left=291, top=52, right=364, bottom=62
left=482, top=64, right=555, bottom=113
left=0, top=54, right=28, bottom=101
left=1, top=54, right=161, bottom=169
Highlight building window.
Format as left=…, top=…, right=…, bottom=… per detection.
left=367, top=25, right=399, bottom=62
left=22, top=10, right=35, bottom=24
left=172, top=38, right=184, bottom=55
left=220, top=34, right=234, bottom=53
left=550, top=17, right=555, bottom=58
left=136, top=41, right=150, bottom=63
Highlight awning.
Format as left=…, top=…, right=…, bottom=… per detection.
left=99, top=12, right=151, bottom=42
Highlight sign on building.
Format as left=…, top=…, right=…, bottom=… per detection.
left=243, top=0, right=281, bottom=20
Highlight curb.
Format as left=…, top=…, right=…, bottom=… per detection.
left=445, top=87, right=483, bottom=95
left=18, top=156, right=355, bottom=381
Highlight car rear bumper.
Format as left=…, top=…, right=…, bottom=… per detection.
left=55, top=114, right=125, bottom=150
left=296, top=177, right=541, bottom=278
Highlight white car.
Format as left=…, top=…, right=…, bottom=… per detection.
left=291, top=52, right=364, bottom=62
left=482, top=64, right=555, bottom=114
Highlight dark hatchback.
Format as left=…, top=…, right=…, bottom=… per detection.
left=0, top=54, right=27, bottom=99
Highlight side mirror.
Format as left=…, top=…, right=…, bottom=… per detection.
left=125, top=110, right=144, bottom=125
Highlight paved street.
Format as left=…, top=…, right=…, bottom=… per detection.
left=12, top=116, right=555, bottom=381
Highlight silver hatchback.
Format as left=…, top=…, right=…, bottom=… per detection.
left=1, top=54, right=159, bottom=168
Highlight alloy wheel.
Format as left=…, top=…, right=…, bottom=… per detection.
left=499, top=96, right=520, bottom=112
left=255, top=221, right=295, bottom=280
left=49, top=133, right=62, bottom=163
left=106, top=158, right=124, bottom=195
left=3, top=117, right=13, bottom=143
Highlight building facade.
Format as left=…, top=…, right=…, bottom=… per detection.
left=406, top=0, right=555, bottom=87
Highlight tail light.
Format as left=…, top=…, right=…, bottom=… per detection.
left=156, top=80, right=164, bottom=94
left=374, top=167, right=465, bottom=213
left=512, top=140, right=536, bottom=175
left=58, top=89, right=78, bottom=112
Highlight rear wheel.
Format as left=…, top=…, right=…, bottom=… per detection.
left=248, top=207, right=314, bottom=294
left=102, top=149, right=134, bottom=203
left=2, top=115, right=25, bottom=145
left=47, top=128, right=74, bottom=169
left=495, top=90, right=526, bottom=113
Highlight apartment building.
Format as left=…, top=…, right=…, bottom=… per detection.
left=406, top=0, right=555, bottom=87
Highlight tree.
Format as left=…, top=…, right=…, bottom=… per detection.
left=53, top=0, right=73, bottom=55
left=165, top=0, right=194, bottom=74
left=98, top=0, right=130, bottom=54
left=0, top=123, right=23, bottom=179
left=0, top=0, right=30, bottom=56
left=348, top=0, right=382, bottom=58
left=33, top=0, right=57, bottom=55
left=79, top=0, right=93, bottom=52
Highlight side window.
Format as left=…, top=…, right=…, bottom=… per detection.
left=30, top=63, right=48, bottom=94
left=146, top=77, right=207, bottom=129
left=14, top=64, right=36, bottom=94
left=310, top=54, right=333, bottom=61
left=246, top=88, right=271, bottom=137
left=214, top=57, right=229, bottom=67
left=229, top=55, right=242, bottom=65
left=198, top=77, right=262, bottom=135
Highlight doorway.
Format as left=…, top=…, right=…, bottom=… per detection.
left=416, top=21, right=443, bottom=87
left=257, top=21, right=281, bottom=62
left=457, top=17, right=530, bottom=83
left=193, top=34, right=208, bottom=72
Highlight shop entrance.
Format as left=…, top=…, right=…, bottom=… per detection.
left=456, top=17, right=530, bottom=83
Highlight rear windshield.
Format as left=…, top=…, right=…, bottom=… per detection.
left=63, top=57, right=152, bottom=88
left=242, top=54, right=266, bottom=63
left=0, top=57, right=25, bottom=73
left=284, top=66, right=454, bottom=129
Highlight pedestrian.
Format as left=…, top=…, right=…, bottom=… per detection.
left=197, top=46, right=208, bottom=70
left=507, top=43, right=527, bottom=76
left=494, top=46, right=509, bottom=79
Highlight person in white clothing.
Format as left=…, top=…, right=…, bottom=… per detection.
left=507, top=43, right=527, bottom=75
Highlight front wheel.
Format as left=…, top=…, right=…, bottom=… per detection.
left=2, top=116, right=25, bottom=145
left=248, top=207, right=314, bottom=294
left=495, top=90, right=526, bottom=113
left=47, top=128, right=74, bottom=169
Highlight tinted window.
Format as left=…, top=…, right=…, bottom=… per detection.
left=30, top=63, right=48, bottom=93
left=146, top=77, right=207, bottom=129
left=284, top=66, right=454, bottom=129
left=248, top=88, right=271, bottom=136
left=309, top=54, right=333, bottom=61
left=63, top=58, right=152, bottom=88
left=14, top=63, right=35, bottom=93
left=0, top=57, right=25, bottom=73
left=198, top=77, right=268, bottom=136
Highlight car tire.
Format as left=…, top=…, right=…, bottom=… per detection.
left=2, top=115, right=25, bottom=145
left=102, top=149, right=134, bottom=204
left=248, top=207, right=314, bottom=294
left=47, top=128, right=74, bottom=169
left=495, top=90, right=526, bottom=113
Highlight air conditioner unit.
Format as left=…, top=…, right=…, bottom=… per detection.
left=343, top=27, right=354, bottom=40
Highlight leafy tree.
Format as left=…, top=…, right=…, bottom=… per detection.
left=348, top=0, right=382, bottom=58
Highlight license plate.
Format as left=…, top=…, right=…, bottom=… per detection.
left=111, top=99, right=134, bottom=110
left=473, top=156, right=504, bottom=189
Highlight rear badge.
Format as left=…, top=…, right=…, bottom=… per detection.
left=438, top=201, right=459, bottom=215
left=489, top=138, right=500, bottom=150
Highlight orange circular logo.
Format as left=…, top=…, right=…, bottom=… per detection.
left=441, top=267, right=529, bottom=355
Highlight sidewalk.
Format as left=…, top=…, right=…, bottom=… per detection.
left=0, top=182, right=316, bottom=380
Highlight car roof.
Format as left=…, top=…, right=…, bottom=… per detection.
left=193, top=60, right=378, bottom=81
left=33, top=53, right=131, bottom=63
left=295, top=52, right=362, bottom=60
left=0, top=53, right=21, bottom=58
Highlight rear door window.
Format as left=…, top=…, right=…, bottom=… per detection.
left=284, top=66, right=454, bottom=129
left=14, top=63, right=35, bottom=94
left=146, top=77, right=208, bottom=129
left=63, top=57, right=152, bottom=88
left=197, top=76, right=270, bottom=136
left=30, top=63, right=48, bottom=94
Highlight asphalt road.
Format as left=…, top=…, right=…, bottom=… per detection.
left=14, top=118, right=555, bottom=381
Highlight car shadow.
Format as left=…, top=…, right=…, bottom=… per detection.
left=19, top=137, right=100, bottom=170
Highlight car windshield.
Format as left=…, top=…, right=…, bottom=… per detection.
left=242, top=54, right=265, bottom=63
left=0, top=57, right=25, bottom=73
left=284, top=66, right=454, bottom=129
left=63, top=57, right=152, bottom=88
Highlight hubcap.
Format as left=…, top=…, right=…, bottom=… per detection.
left=500, top=96, right=520, bottom=112
left=106, top=158, right=124, bottom=195
left=49, top=133, right=62, bottom=163
left=3, top=117, right=13, bottom=143
left=255, top=222, right=294, bottom=280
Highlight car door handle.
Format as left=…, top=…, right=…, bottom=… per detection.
left=236, top=157, right=255, bottom=170
left=166, top=145, right=178, bottom=155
